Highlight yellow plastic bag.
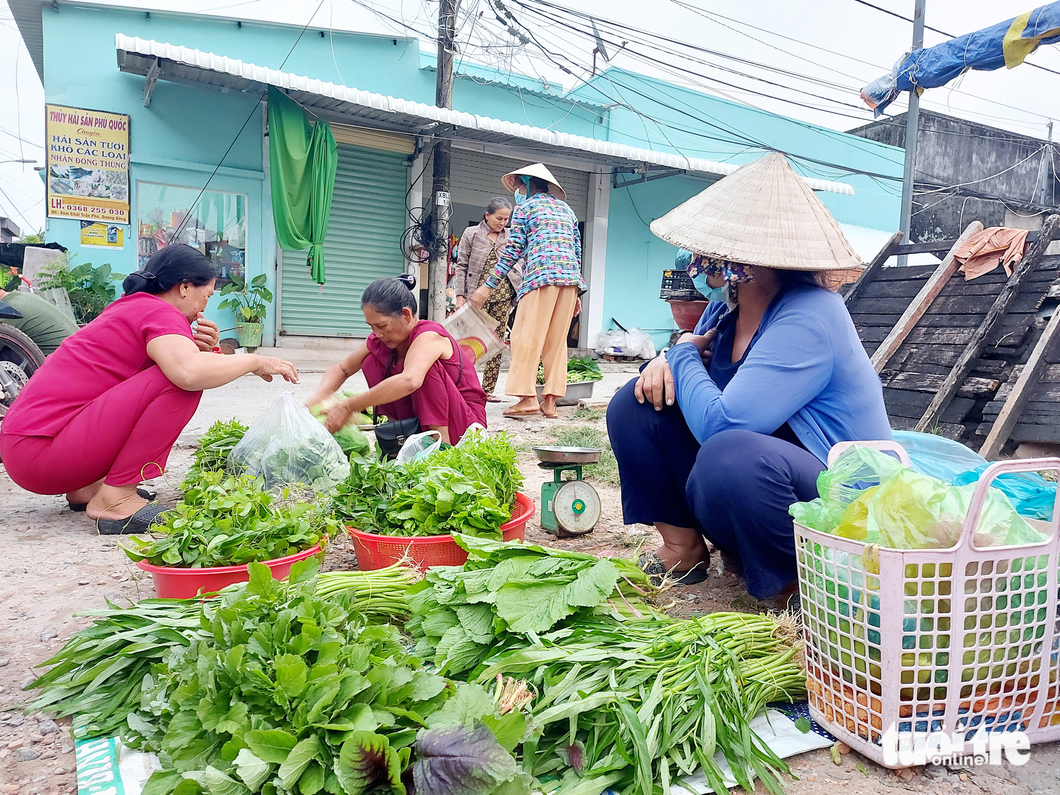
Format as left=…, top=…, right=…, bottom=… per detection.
left=834, top=469, right=1045, bottom=549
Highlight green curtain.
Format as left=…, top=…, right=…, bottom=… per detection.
left=267, top=86, right=337, bottom=285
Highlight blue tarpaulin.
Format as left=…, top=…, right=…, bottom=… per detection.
left=862, top=2, right=1060, bottom=116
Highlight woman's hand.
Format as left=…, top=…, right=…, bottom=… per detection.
left=252, top=356, right=299, bottom=384
left=469, top=285, right=491, bottom=309
left=324, top=401, right=355, bottom=434
left=634, top=355, right=676, bottom=411
left=192, top=314, right=221, bottom=352
left=574, top=296, right=582, bottom=317
left=455, top=295, right=466, bottom=309
left=677, top=328, right=717, bottom=364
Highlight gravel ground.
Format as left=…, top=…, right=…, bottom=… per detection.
left=1, top=349, right=1059, bottom=795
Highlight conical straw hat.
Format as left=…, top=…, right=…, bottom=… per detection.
left=501, top=163, right=567, bottom=201
left=649, top=152, right=861, bottom=271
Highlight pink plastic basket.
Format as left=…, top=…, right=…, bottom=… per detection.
left=795, top=442, right=1060, bottom=768
left=348, top=492, right=535, bottom=571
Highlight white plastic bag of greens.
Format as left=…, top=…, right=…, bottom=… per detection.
left=395, top=430, right=444, bottom=465
left=228, top=393, right=349, bottom=491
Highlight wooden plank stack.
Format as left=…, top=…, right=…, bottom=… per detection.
left=845, top=217, right=1060, bottom=452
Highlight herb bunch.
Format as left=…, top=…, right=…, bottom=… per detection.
left=123, top=472, right=334, bottom=568
left=132, top=561, right=531, bottom=795
left=183, top=418, right=248, bottom=487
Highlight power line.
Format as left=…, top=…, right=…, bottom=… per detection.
left=509, top=0, right=908, bottom=170
left=489, top=0, right=909, bottom=185
left=850, top=0, right=1060, bottom=79
left=671, top=0, right=1055, bottom=127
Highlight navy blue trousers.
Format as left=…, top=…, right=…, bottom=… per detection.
left=606, top=379, right=825, bottom=599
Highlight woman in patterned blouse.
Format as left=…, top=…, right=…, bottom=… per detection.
left=471, top=163, right=584, bottom=419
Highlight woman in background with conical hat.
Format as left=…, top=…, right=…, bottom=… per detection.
left=607, top=153, right=891, bottom=604
left=470, top=163, right=584, bottom=419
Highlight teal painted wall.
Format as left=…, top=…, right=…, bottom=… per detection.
left=604, top=175, right=718, bottom=345
left=36, top=7, right=904, bottom=347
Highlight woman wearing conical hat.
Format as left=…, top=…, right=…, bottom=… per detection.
left=607, top=153, right=891, bottom=604
left=470, top=163, right=584, bottom=419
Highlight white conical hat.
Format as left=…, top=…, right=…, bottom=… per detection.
left=500, top=163, right=567, bottom=201
left=649, top=152, right=861, bottom=271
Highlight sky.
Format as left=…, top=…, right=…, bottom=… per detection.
left=1, top=0, right=1059, bottom=235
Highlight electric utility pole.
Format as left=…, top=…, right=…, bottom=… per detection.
left=897, top=0, right=926, bottom=267
left=427, top=0, right=457, bottom=321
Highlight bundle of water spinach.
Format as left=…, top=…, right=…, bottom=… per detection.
left=478, top=612, right=807, bottom=795
left=406, top=536, right=806, bottom=795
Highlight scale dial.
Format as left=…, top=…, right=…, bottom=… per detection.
left=553, top=480, right=602, bottom=535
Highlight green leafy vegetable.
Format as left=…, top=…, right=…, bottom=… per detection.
left=406, top=535, right=659, bottom=675
left=184, top=419, right=248, bottom=487
left=476, top=612, right=807, bottom=795
left=123, top=472, right=334, bottom=568
left=309, top=392, right=372, bottom=458
left=123, top=559, right=524, bottom=795
left=27, top=565, right=419, bottom=738
left=536, top=356, right=602, bottom=385
left=332, top=431, right=522, bottom=539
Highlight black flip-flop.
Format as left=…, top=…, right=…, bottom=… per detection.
left=639, top=550, right=709, bottom=586
left=95, top=502, right=169, bottom=536
left=69, top=486, right=157, bottom=512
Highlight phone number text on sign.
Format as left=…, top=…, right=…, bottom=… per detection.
left=46, top=104, right=130, bottom=224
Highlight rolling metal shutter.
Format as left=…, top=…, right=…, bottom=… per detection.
left=449, top=148, right=590, bottom=220
left=279, top=143, right=408, bottom=337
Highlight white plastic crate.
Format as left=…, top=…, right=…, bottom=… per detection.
left=795, top=442, right=1060, bottom=767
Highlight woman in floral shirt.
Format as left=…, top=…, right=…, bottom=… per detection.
left=471, top=163, right=584, bottom=419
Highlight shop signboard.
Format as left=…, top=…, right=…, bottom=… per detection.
left=45, top=104, right=130, bottom=224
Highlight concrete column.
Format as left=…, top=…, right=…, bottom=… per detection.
left=581, top=168, right=610, bottom=349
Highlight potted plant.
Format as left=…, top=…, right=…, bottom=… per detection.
left=217, top=273, right=271, bottom=350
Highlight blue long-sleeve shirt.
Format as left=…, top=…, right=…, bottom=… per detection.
left=665, top=285, right=892, bottom=463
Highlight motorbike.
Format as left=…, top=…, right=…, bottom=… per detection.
left=0, top=300, right=46, bottom=417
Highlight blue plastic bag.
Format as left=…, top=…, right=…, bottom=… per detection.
left=952, top=465, right=1056, bottom=521
left=893, top=431, right=1056, bottom=521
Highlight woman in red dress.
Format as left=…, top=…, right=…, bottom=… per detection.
left=0, top=245, right=298, bottom=534
left=308, top=276, right=486, bottom=445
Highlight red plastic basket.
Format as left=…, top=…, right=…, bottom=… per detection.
left=136, top=545, right=324, bottom=599
left=348, top=492, right=536, bottom=571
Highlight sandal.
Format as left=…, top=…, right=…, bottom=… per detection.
left=503, top=407, right=541, bottom=418
left=486, top=395, right=505, bottom=403
left=69, top=486, right=157, bottom=512
left=639, top=551, right=709, bottom=586
left=95, top=502, right=169, bottom=536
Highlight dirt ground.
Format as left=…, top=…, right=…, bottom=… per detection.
left=1, top=358, right=1059, bottom=795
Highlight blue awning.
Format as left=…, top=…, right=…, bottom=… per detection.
left=862, top=2, right=1060, bottom=116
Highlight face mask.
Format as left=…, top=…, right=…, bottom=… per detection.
left=690, top=272, right=729, bottom=303
left=513, top=187, right=527, bottom=205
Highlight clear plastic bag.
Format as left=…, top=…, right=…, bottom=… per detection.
left=626, top=327, right=656, bottom=359
left=395, top=430, right=444, bottom=465
left=228, top=393, right=350, bottom=491
left=596, top=329, right=628, bottom=355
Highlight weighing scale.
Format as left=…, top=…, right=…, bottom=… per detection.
left=532, top=446, right=603, bottom=536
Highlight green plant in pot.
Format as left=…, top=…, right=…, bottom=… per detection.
left=217, top=273, right=272, bottom=350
